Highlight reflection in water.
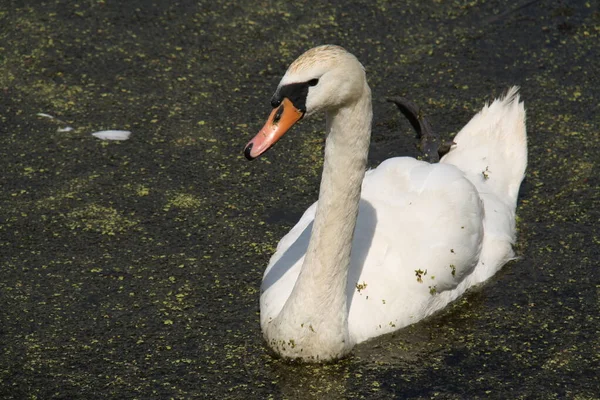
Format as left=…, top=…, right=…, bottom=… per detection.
left=269, top=359, right=350, bottom=399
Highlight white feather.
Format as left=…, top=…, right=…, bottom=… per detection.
left=36, top=113, right=56, bottom=119
left=91, top=130, right=132, bottom=141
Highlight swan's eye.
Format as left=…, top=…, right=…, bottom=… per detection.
left=308, top=78, right=319, bottom=86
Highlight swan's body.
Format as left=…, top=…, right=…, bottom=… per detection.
left=244, top=45, right=527, bottom=362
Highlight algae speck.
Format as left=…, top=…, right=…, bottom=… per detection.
left=355, top=282, right=368, bottom=293
left=415, top=268, right=427, bottom=283
left=482, top=166, right=491, bottom=180
left=449, top=264, right=457, bottom=276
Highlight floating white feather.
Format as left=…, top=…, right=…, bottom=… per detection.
left=91, top=130, right=132, bottom=141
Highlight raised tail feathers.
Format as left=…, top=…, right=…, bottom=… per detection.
left=441, top=87, right=527, bottom=207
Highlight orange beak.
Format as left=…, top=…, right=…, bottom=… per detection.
left=244, top=98, right=304, bottom=160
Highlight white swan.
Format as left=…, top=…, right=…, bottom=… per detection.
left=244, top=45, right=527, bottom=362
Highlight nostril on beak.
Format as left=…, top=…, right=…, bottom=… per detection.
left=273, top=104, right=284, bottom=124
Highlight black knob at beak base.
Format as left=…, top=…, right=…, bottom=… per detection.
left=244, top=143, right=255, bottom=160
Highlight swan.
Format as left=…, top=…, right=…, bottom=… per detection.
left=243, top=45, right=527, bottom=362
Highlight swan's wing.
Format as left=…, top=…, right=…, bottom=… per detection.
left=346, top=157, right=486, bottom=342
left=260, top=202, right=316, bottom=326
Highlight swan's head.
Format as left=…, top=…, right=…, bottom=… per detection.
left=244, top=45, right=367, bottom=160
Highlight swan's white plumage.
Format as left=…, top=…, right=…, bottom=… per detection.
left=254, top=45, right=527, bottom=361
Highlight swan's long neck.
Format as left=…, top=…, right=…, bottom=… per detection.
left=300, top=90, right=372, bottom=311
left=266, top=81, right=372, bottom=360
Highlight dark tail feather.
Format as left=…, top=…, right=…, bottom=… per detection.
left=387, top=97, right=454, bottom=163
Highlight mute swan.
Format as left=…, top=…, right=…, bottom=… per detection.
left=244, top=45, right=527, bottom=362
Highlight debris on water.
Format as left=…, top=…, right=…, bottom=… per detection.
left=91, top=130, right=132, bottom=141
left=37, top=113, right=57, bottom=119
left=36, top=112, right=75, bottom=132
